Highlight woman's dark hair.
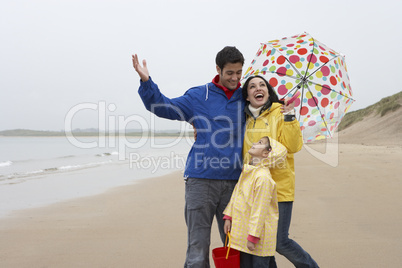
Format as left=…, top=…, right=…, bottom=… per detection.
left=215, top=46, right=245, bottom=70
left=242, top=75, right=284, bottom=104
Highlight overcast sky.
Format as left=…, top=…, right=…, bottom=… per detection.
left=1, top=0, right=401, bottom=132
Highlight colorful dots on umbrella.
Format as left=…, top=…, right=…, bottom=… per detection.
left=334, top=102, right=340, bottom=109
left=307, top=54, right=317, bottom=63
left=341, top=82, right=346, bottom=90
left=321, top=66, right=330, bottom=76
left=289, top=55, right=300, bottom=63
left=308, top=97, right=318, bottom=107
left=315, top=135, right=326, bottom=141
left=320, top=56, right=329, bottom=63
left=297, top=48, right=308, bottom=55
left=300, top=106, right=309, bottom=115
left=330, top=76, right=337, bottom=85
left=277, top=67, right=287, bottom=76
left=277, top=56, right=286, bottom=65
left=241, top=32, right=354, bottom=143
left=278, top=85, right=288, bottom=95
left=294, top=98, right=301, bottom=107
left=269, top=77, right=278, bottom=87
left=321, top=85, right=331, bottom=95
left=321, top=98, right=329, bottom=107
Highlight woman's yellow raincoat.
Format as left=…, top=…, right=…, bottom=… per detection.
left=223, top=140, right=287, bottom=256
left=243, top=102, right=303, bottom=202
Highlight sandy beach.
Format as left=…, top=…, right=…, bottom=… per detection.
left=1, top=142, right=402, bottom=267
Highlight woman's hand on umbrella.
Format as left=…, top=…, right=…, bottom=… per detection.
left=281, top=98, right=295, bottom=114
left=132, top=54, right=149, bottom=82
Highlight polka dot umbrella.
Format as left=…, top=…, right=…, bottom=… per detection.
left=242, top=32, right=355, bottom=143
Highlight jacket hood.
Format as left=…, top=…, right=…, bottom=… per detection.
left=264, top=138, right=287, bottom=169
left=245, top=138, right=287, bottom=171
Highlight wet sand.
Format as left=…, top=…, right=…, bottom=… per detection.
left=1, top=143, right=401, bottom=267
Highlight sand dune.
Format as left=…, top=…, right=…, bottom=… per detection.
left=338, top=110, right=402, bottom=146
left=338, top=92, right=402, bottom=146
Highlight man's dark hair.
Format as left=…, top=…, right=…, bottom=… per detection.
left=215, top=46, right=245, bottom=70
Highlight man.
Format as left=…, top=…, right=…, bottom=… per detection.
left=132, top=46, right=245, bottom=267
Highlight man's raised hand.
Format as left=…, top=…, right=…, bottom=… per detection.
left=132, top=54, right=149, bottom=82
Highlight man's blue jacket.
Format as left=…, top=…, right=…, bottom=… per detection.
left=138, top=77, right=245, bottom=181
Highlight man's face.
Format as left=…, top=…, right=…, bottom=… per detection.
left=216, top=62, right=243, bottom=91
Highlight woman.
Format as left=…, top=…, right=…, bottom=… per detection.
left=242, top=75, right=319, bottom=267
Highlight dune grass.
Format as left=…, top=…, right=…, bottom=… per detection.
left=338, top=91, right=402, bottom=131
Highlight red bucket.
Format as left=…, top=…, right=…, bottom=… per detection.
left=212, top=232, right=240, bottom=268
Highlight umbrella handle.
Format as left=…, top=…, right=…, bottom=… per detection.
left=286, top=91, right=301, bottom=104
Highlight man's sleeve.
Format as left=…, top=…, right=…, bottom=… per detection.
left=138, top=77, right=194, bottom=122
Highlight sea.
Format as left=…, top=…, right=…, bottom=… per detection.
left=0, top=136, right=193, bottom=217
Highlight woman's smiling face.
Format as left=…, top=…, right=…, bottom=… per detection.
left=246, top=77, right=270, bottom=108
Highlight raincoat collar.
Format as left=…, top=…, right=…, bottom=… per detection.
left=245, top=100, right=283, bottom=119
left=212, top=75, right=240, bottom=99
left=243, top=163, right=269, bottom=174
